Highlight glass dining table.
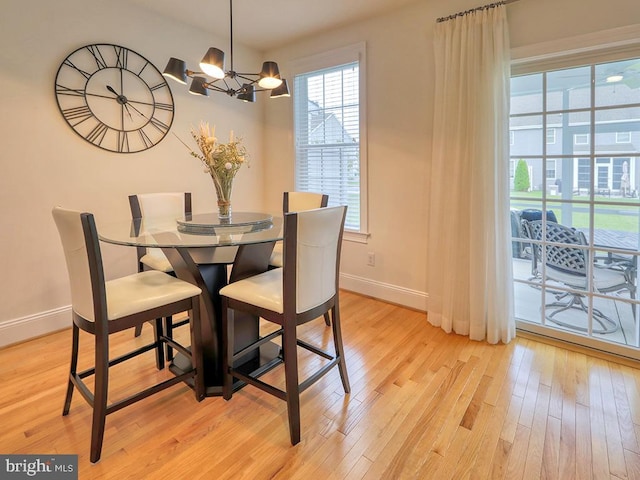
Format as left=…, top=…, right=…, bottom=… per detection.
left=98, top=211, right=283, bottom=397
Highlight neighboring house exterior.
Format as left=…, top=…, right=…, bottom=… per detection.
left=509, top=64, right=640, bottom=197
left=296, top=99, right=359, bottom=211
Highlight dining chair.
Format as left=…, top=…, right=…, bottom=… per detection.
left=220, top=205, right=350, bottom=445
left=523, top=219, right=636, bottom=334
left=129, top=193, right=192, bottom=359
left=52, top=206, right=204, bottom=463
left=270, top=191, right=331, bottom=325
left=268, top=191, right=329, bottom=268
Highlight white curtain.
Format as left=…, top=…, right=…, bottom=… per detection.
left=426, top=4, right=515, bottom=344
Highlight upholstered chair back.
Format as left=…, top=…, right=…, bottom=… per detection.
left=130, top=193, right=191, bottom=266
left=136, top=192, right=188, bottom=219
left=285, top=206, right=346, bottom=314
left=284, top=191, right=329, bottom=213
left=52, top=207, right=100, bottom=322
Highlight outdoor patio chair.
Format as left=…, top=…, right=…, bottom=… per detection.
left=522, top=219, right=636, bottom=334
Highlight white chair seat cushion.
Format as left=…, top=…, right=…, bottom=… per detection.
left=105, top=271, right=201, bottom=320
left=269, top=243, right=283, bottom=268
left=140, top=252, right=174, bottom=272
left=220, top=268, right=284, bottom=314
left=547, top=266, right=628, bottom=292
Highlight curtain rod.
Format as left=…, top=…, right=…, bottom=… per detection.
left=436, top=0, right=520, bottom=23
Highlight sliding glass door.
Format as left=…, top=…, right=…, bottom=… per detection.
left=510, top=55, right=640, bottom=358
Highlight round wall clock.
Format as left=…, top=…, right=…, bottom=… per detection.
left=54, top=43, right=175, bottom=153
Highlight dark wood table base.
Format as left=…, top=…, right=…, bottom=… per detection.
left=164, top=241, right=282, bottom=396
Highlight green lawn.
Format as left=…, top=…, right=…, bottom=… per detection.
left=510, top=190, right=640, bottom=232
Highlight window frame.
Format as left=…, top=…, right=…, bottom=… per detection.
left=546, top=127, right=556, bottom=144
left=546, top=158, right=557, bottom=180
left=289, top=42, right=369, bottom=243
left=574, top=133, right=590, bottom=145
left=617, top=131, right=631, bottom=143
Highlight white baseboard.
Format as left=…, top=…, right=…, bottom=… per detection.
left=0, top=306, right=71, bottom=348
left=1, top=276, right=427, bottom=348
left=340, top=273, right=428, bottom=311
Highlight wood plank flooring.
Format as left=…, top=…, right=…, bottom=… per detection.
left=2, top=290, right=640, bottom=479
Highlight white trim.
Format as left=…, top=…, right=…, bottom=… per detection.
left=339, top=273, right=428, bottom=311
left=343, top=231, right=370, bottom=244
left=0, top=305, right=70, bottom=348
left=290, top=42, right=369, bottom=236
left=574, top=133, right=590, bottom=145
left=3, top=285, right=427, bottom=347
left=289, top=42, right=367, bottom=76
left=517, top=321, right=640, bottom=362
left=616, top=132, right=631, bottom=143
left=546, top=127, right=556, bottom=145
left=511, top=24, right=640, bottom=63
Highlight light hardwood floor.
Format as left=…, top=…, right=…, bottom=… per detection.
left=3, top=290, right=640, bottom=479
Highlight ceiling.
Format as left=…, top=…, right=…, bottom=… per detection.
left=128, top=0, right=418, bottom=51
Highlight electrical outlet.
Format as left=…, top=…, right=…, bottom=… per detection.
left=367, top=252, right=375, bottom=266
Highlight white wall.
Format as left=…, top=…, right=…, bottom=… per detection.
left=262, top=0, right=640, bottom=310
left=1, top=0, right=639, bottom=346
left=0, top=0, right=267, bottom=345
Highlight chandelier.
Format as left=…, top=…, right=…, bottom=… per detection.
left=162, top=0, right=289, bottom=101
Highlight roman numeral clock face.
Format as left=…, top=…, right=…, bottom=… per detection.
left=55, top=44, right=174, bottom=153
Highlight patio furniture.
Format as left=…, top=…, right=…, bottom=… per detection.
left=510, top=208, right=556, bottom=260
left=523, top=219, right=636, bottom=334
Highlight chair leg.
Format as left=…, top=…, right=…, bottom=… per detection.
left=545, top=294, right=618, bottom=334
left=90, top=331, right=109, bottom=463
left=152, top=318, right=165, bottom=370
left=164, top=316, right=174, bottom=362
left=331, top=304, right=351, bottom=394
left=62, top=323, right=80, bottom=416
left=323, top=312, right=331, bottom=326
left=134, top=323, right=143, bottom=337
left=283, top=320, right=301, bottom=445
left=222, top=300, right=234, bottom=401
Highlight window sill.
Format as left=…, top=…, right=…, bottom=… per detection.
left=344, top=231, right=370, bottom=244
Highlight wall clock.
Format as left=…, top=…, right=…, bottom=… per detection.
left=54, top=43, right=175, bottom=153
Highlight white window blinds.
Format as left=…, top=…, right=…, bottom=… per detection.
left=294, top=62, right=361, bottom=231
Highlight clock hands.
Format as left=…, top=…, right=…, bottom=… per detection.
left=106, top=84, right=127, bottom=104
left=106, top=84, right=154, bottom=122
left=106, top=85, right=133, bottom=121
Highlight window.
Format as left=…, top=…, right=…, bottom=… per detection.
left=574, top=133, right=590, bottom=145
left=292, top=43, right=368, bottom=239
left=577, top=158, right=590, bottom=189
left=617, top=132, right=631, bottom=143
left=546, top=128, right=556, bottom=144
left=546, top=159, right=556, bottom=179
left=510, top=130, right=515, bottom=146
left=510, top=51, right=640, bottom=358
